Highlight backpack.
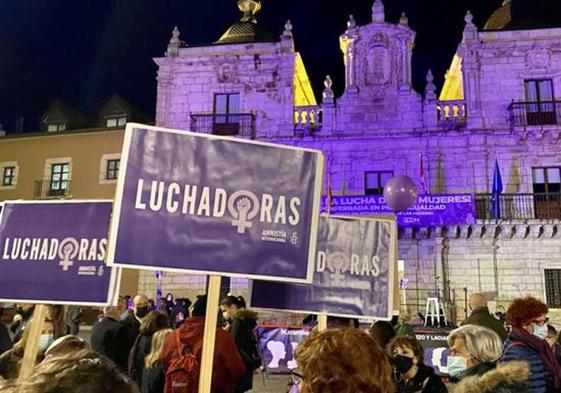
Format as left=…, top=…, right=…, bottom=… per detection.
left=164, top=331, right=200, bottom=393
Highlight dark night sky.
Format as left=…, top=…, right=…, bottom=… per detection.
left=0, top=0, right=503, bottom=133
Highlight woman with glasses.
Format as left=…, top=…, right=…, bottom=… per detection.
left=502, top=297, right=561, bottom=393
left=447, top=325, right=529, bottom=392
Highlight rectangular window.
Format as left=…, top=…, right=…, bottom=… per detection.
left=106, top=116, right=127, bottom=128
left=545, top=269, right=561, bottom=308
left=2, top=166, right=15, bottom=186
left=532, top=167, right=561, bottom=219
left=524, top=79, right=556, bottom=125
left=50, top=163, right=70, bottom=193
left=365, top=170, right=394, bottom=195
left=213, top=93, right=241, bottom=135
left=47, top=123, right=66, bottom=132
left=106, top=159, right=120, bottom=180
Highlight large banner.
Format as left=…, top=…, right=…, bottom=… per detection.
left=0, top=201, right=120, bottom=305
left=414, top=326, right=452, bottom=375
left=322, top=194, right=476, bottom=227
left=256, top=326, right=310, bottom=374
left=108, top=124, right=324, bottom=283
left=250, top=215, right=396, bottom=320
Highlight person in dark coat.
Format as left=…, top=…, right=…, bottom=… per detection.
left=462, top=293, right=507, bottom=341
left=128, top=311, right=169, bottom=386
left=0, top=306, right=12, bottom=356
left=388, top=335, right=447, bottom=393
left=90, top=306, right=130, bottom=371
left=447, top=324, right=529, bottom=392
left=121, top=294, right=151, bottom=368
left=170, top=298, right=191, bottom=329
left=10, top=304, right=34, bottom=344
left=221, top=296, right=260, bottom=393
left=502, top=297, right=561, bottom=393
left=141, top=328, right=172, bottom=393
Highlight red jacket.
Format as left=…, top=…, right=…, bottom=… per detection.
left=160, top=317, right=246, bottom=393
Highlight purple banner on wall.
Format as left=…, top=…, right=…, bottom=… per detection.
left=256, top=326, right=310, bottom=374
left=0, top=201, right=120, bottom=306
left=108, top=124, right=324, bottom=283
left=321, top=194, right=476, bottom=227
left=250, top=215, right=396, bottom=320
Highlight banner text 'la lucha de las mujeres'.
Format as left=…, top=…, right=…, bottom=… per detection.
left=107, top=124, right=324, bottom=283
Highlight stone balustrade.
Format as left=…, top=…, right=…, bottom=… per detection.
left=437, top=100, right=466, bottom=122
left=294, top=105, right=323, bottom=131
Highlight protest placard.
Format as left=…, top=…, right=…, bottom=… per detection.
left=251, top=215, right=397, bottom=320
left=0, top=200, right=120, bottom=305
left=107, top=124, right=324, bottom=284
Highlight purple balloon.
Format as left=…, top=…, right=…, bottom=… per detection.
left=383, top=176, right=419, bottom=212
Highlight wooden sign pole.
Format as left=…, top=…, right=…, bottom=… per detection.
left=18, top=304, right=48, bottom=382
left=317, top=313, right=328, bottom=331
left=198, top=275, right=221, bottom=393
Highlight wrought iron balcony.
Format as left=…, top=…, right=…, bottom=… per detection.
left=189, top=113, right=255, bottom=139
left=508, top=100, right=561, bottom=128
left=34, top=180, right=72, bottom=199
left=475, top=193, right=561, bottom=220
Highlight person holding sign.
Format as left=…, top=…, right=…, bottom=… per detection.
left=160, top=295, right=245, bottom=393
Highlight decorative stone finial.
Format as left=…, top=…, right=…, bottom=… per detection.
left=372, top=0, right=385, bottom=23
left=465, top=10, right=474, bottom=24
left=323, top=75, right=334, bottom=103
left=166, top=26, right=181, bottom=57
left=425, top=69, right=436, bottom=100
left=282, top=19, right=293, bottom=38
left=347, top=15, right=357, bottom=30
left=238, top=0, right=262, bottom=23
left=399, top=12, right=409, bottom=25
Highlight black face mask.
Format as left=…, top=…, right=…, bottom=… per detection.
left=392, top=354, right=414, bottom=374
left=135, top=306, right=150, bottom=318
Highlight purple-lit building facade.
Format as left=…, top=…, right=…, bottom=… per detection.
left=148, top=0, right=561, bottom=322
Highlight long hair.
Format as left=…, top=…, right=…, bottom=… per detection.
left=15, top=350, right=138, bottom=393
left=139, top=311, right=170, bottom=334
left=145, top=329, right=173, bottom=369
left=295, top=328, right=394, bottom=393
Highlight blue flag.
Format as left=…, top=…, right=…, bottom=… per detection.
left=491, top=159, right=503, bottom=219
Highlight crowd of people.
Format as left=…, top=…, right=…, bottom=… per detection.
left=0, top=293, right=260, bottom=393
left=0, top=292, right=560, bottom=393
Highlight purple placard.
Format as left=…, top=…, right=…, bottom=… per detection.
left=322, top=194, right=476, bottom=227
left=108, top=124, right=324, bottom=283
left=256, top=326, right=310, bottom=374
left=250, top=215, right=396, bottom=320
left=0, top=201, right=120, bottom=305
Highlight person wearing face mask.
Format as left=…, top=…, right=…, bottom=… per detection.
left=502, top=297, right=561, bottom=393
left=447, top=325, right=529, bottom=392
left=220, top=295, right=260, bottom=393
left=388, top=336, right=447, bottom=393
left=120, top=294, right=150, bottom=373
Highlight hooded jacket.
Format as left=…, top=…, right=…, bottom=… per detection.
left=229, top=309, right=259, bottom=392
left=453, top=361, right=530, bottom=393
left=160, top=317, right=245, bottom=393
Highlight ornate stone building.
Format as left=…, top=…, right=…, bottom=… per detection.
left=148, top=0, right=561, bottom=322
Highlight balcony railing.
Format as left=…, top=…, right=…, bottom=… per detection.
left=437, top=100, right=466, bottom=129
left=34, top=180, right=72, bottom=199
left=294, top=106, right=322, bottom=135
left=189, top=113, right=255, bottom=139
left=508, top=101, right=561, bottom=128
left=475, top=193, right=561, bottom=220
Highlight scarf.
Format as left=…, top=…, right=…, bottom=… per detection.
left=510, top=327, right=561, bottom=389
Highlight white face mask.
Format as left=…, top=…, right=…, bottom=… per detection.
left=533, top=323, right=549, bottom=340
left=447, top=356, right=468, bottom=378
left=38, top=333, right=54, bottom=352
left=222, top=311, right=230, bottom=321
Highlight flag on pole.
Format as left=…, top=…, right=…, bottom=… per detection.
left=491, top=158, right=503, bottom=219
left=419, top=153, right=426, bottom=194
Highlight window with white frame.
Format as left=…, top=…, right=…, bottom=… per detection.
left=0, top=162, right=19, bottom=189
left=106, top=115, right=127, bottom=128
left=99, top=154, right=121, bottom=184
left=106, top=159, right=120, bottom=180
left=47, top=123, right=66, bottom=132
